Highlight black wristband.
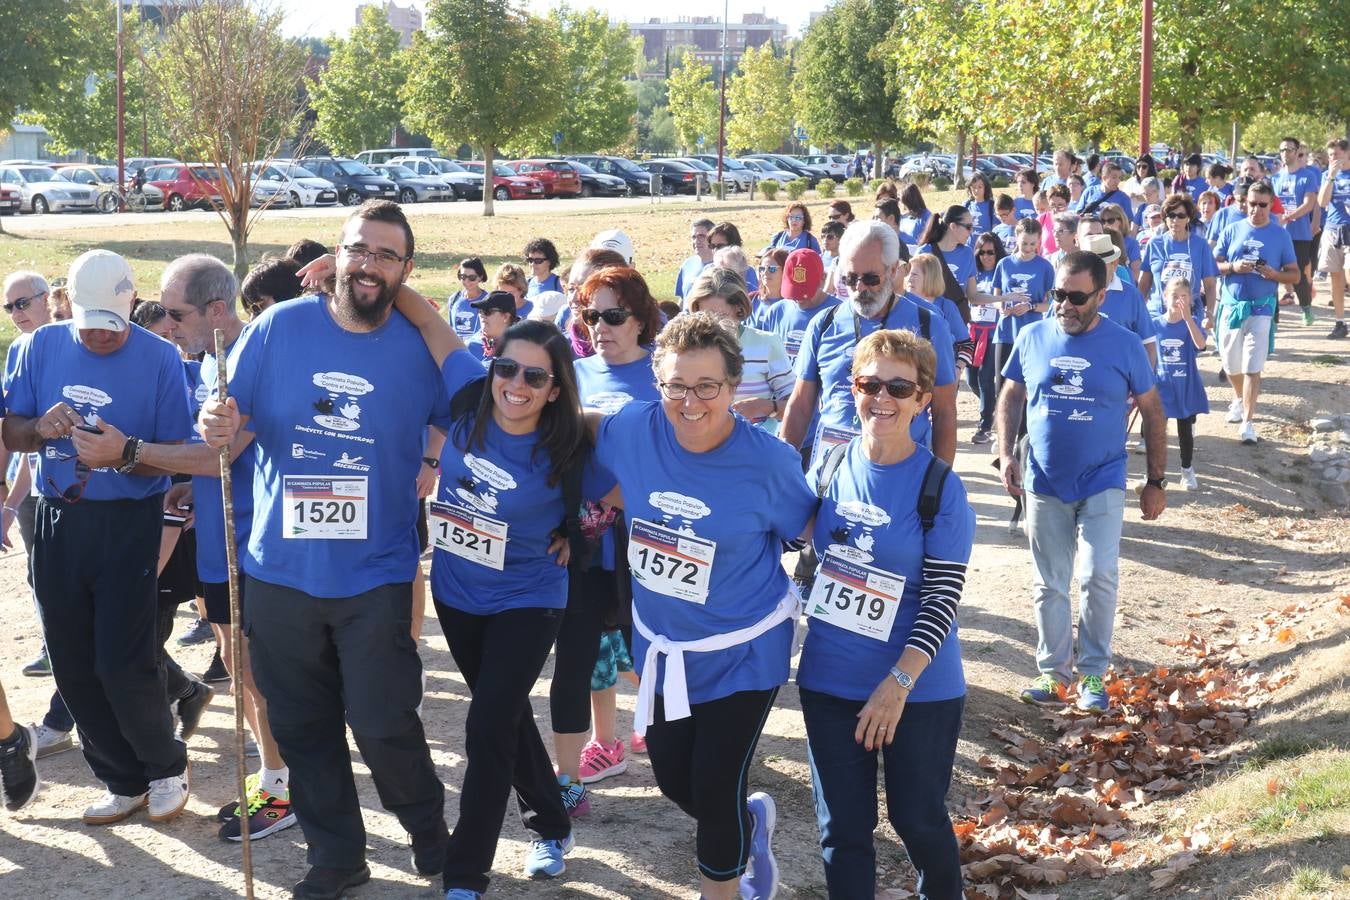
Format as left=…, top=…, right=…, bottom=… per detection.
left=122, top=436, right=139, bottom=465
left=421, top=456, right=439, bottom=469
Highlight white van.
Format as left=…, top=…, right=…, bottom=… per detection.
left=354, top=148, right=441, bottom=166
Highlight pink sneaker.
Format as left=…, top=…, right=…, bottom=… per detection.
left=630, top=731, right=647, bottom=754
left=577, top=738, right=627, bottom=784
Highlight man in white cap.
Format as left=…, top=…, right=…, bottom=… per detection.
left=2, top=249, right=195, bottom=825
left=590, top=228, right=633, bottom=265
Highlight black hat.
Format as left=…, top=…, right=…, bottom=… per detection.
left=470, top=290, right=518, bottom=316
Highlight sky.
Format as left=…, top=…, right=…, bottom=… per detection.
left=274, top=0, right=822, bottom=40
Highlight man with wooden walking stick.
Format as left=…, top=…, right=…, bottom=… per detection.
left=200, top=201, right=451, bottom=900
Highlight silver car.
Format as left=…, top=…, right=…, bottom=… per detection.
left=0, top=164, right=98, bottom=214
left=371, top=164, right=453, bottom=203
left=737, top=158, right=795, bottom=186
left=392, top=157, right=484, bottom=201
left=690, top=155, right=756, bottom=192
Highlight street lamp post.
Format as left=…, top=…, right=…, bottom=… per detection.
left=716, top=0, right=727, bottom=195
left=1139, top=0, right=1153, bottom=156
left=116, top=0, right=125, bottom=200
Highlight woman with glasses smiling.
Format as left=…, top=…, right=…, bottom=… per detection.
left=1138, top=193, right=1220, bottom=324
left=583, top=311, right=817, bottom=900
left=768, top=201, right=822, bottom=253
left=446, top=256, right=489, bottom=341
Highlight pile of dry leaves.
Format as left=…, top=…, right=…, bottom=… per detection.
left=942, top=593, right=1349, bottom=899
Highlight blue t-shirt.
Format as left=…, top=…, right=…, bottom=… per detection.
left=526, top=272, right=562, bottom=298
left=675, top=254, right=710, bottom=302
left=1207, top=205, right=1245, bottom=243
left=1140, top=232, right=1220, bottom=317
left=1002, top=317, right=1156, bottom=503
left=6, top=323, right=192, bottom=502
left=447, top=289, right=486, bottom=340
left=1123, top=233, right=1142, bottom=269
left=1273, top=169, right=1316, bottom=241
left=920, top=243, right=976, bottom=301
left=1151, top=315, right=1209, bottom=421
left=905, top=293, right=969, bottom=343
left=769, top=230, right=822, bottom=254
left=1080, top=186, right=1133, bottom=221
left=760, top=296, right=840, bottom=449
left=1215, top=219, right=1296, bottom=304
left=594, top=401, right=815, bottom=704
left=431, top=350, right=608, bottom=615
left=1324, top=168, right=1350, bottom=229
left=796, top=297, right=956, bottom=448
left=965, top=199, right=996, bottom=246
left=898, top=211, right=931, bottom=251
left=192, top=342, right=255, bottom=584
left=1100, top=274, right=1156, bottom=346
left=991, top=253, right=1055, bottom=345
left=1182, top=176, right=1208, bottom=202
left=1013, top=197, right=1038, bottom=220
left=227, top=295, right=451, bottom=598
left=799, top=442, right=973, bottom=703
left=993, top=222, right=1016, bottom=254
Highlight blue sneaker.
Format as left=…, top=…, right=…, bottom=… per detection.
left=741, top=791, right=778, bottom=899
left=444, top=891, right=482, bottom=900
left=1076, top=674, right=1109, bottom=712
left=558, top=773, right=590, bottom=817
left=1019, top=673, right=1066, bottom=707
left=523, top=833, right=574, bottom=879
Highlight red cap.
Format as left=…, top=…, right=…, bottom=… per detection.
left=781, top=248, right=824, bottom=301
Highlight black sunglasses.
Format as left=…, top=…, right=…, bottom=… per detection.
left=853, top=376, right=919, bottom=399
left=3, top=294, right=40, bottom=313
left=580, top=307, right=635, bottom=328
left=1051, top=288, right=1095, bottom=306
left=492, top=357, right=553, bottom=389
left=841, top=272, right=884, bottom=289
left=524, top=257, right=549, bottom=265
left=1164, top=211, right=1189, bottom=220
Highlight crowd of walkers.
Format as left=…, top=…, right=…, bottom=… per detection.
left=0, top=135, right=1346, bottom=900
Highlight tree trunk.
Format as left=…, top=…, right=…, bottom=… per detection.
left=482, top=143, right=495, bottom=218
left=229, top=200, right=249, bottom=281
left=1230, top=122, right=1242, bottom=163
left=872, top=137, right=883, bottom=180
left=1177, top=109, right=1202, bottom=154
left=954, top=129, right=967, bottom=189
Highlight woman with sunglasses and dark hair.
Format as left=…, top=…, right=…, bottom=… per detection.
left=919, top=205, right=987, bottom=323
left=1097, top=202, right=1142, bottom=284
left=968, top=232, right=1006, bottom=444
left=467, top=290, right=521, bottom=362
left=755, top=246, right=790, bottom=312
left=447, top=256, right=489, bottom=341
left=768, top=201, right=821, bottom=253
left=523, top=238, right=562, bottom=298
left=1123, top=154, right=1158, bottom=200
left=391, top=289, right=609, bottom=897
left=799, top=326, right=973, bottom=900
left=708, top=222, right=760, bottom=295
left=827, top=199, right=855, bottom=225
left=1138, top=192, right=1220, bottom=325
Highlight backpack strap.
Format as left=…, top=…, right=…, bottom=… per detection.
left=917, top=456, right=951, bottom=533
left=561, top=462, right=588, bottom=568
left=917, top=304, right=931, bottom=341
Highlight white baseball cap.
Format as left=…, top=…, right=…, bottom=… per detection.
left=591, top=229, right=633, bottom=264
left=528, top=290, right=567, bottom=321
left=68, top=249, right=135, bottom=332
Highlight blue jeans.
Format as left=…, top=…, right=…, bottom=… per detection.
left=965, top=354, right=997, bottom=431
left=1025, top=488, right=1125, bottom=682
left=800, top=688, right=964, bottom=900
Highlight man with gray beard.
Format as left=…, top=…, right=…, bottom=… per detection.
left=781, top=219, right=958, bottom=466
left=198, top=201, right=450, bottom=899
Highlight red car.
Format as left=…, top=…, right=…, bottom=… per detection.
left=462, top=162, right=545, bottom=201
left=143, top=162, right=224, bottom=212
left=0, top=184, right=18, bottom=215
left=505, top=159, right=581, bottom=198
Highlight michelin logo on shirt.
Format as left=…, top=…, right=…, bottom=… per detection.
left=455, top=453, right=516, bottom=514
left=827, top=500, right=891, bottom=565
left=648, top=491, right=710, bottom=536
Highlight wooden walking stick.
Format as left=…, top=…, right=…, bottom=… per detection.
left=214, top=328, right=254, bottom=899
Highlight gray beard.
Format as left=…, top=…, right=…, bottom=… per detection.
left=850, top=284, right=893, bottom=319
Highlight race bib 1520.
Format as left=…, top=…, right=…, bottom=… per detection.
left=283, top=475, right=368, bottom=540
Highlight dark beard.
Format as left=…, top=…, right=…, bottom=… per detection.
left=335, top=271, right=397, bottom=329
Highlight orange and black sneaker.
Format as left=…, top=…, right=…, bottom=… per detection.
left=218, top=786, right=296, bottom=842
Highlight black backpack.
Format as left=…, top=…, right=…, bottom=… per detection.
left=815, top=442, right=951, bottom=533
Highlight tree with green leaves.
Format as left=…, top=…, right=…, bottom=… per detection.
left=511, top=6, right=638, bottom=156
left=145, top=0, right=308, bottom=277
left=794, top=0, right=907, bottom=177
left=310, top=5, right=407, bottom=156
left=725, top=43, right=793, bottom=154
left=665, top=52, right=718, bottom=154
left=402, top=0, right=564, bottom=216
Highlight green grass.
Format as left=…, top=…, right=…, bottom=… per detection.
left=1244, top=735, right=1324, bottom=771
left=1251, top=756, right=1350, bottom=833
left=1309, top=354, right=1346, bottom=366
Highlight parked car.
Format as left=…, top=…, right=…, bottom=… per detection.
left=251, top=161, right=339, bottom=207
left=391, top=156, right=484, bottom=201
left=370, top=163, right=453, bottom=204
left=639, top=159, right=706, bottom=195
left=354, top=147, right=441, bottom=166
left=686, top=154, right=756, bottom=192
left=738, top=157, right=795, bottom=185
left=141, top=163, right=225, bottom=212
left=54, top=163, right=165, bottom=212
left=565, top=161, right=628, bottom=198
left=801, top=154, right=853, bottom=181
left=461, top=161, right=545, bottom=200
left=0, top=183, right=19, bottom=215
left=0, top=164, right=99, bottom=214
left=124, top=157, right=179, bottom=181
left=504, top=159, right=582, bottom=197
left=247, top=176, right=293, bottom=210
left=294, top=156, right=398, bottom=205
left=742, top=153, right=824, bottom=187
left=564, top=155, right=653, bottom=195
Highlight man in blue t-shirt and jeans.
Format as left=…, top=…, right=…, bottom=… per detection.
left=996, top=251, right=1167, bottom=713
left=1318, top=139, right=1350, bottom=339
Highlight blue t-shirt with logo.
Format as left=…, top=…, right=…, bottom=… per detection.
left=526, top=272, right=562, bottom=298
left=966, top=199, right=996, bottom=246
left=899, top=211, right=931, bottom=251
left=1002, top=317, right=1156, bottom=503
left=1215, top=219, right=1296, bottom=305
left=6, top=322, right=193, bottom=502
left=1182, top=176, right=1208, bottom=202
left=1206, top=205, right=1245, bottom=243
left=1151, top=315, right=1209, bottom=421
left=796, top=297, right=956, bottom=448
left=1013, top=197, right=1038, bottom=220
left=192, top=341, right=256, bottom=584
left=1100, top=275, right=1157, bottom=346
left=769, top=230, right=822, bottom=254
left=594, top=401, right=815, bottom=704
left=920, top=242, right=976, bottom=299
left=993, top=222, right=1016, bottom=254
left=1273, top=169, right=1316, bottom=241
left=1080, top=186, right=1133, bottom=221
left=799, top=441, right=974, bottom=703
left=447, top=289, right=486, bottom=340
left=226, top=295, right=451, bottom=598
left=991, top=253, right=1055, bottom=345
left=1322, top=168, right=1350, bottom=229
left=1140, top=232, right=1220, bottom=317
left=760, top=296, right=840, bottom=449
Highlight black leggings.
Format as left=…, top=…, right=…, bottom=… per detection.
left=550, top=567, right=614, bottom=734
left=993, top=342, right=1027, bottom=439
left=1175, top=415, right=1195, bottom=469
left=1293, top=239, right=1313, bottom=307
left=646, top=687, right=778, bottom=881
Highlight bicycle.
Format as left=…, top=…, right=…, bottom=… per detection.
left=102, top=187, right=150, bottom=213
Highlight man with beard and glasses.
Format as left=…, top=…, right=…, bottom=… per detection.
left=781, top=220, right=958, bottom=468
left=996, top=250, right=1166, bottom=715
left=198, top=201, right=451, bottom=900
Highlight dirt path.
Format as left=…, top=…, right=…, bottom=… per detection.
left=1, top=287, right=1346, bottom=899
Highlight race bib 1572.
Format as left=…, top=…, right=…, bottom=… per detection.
left=628, top=517, right=715, bottom=604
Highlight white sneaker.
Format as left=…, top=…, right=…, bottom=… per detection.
left=1238, top=421, right=1258, bottom=444
left=32, top=723, right=75, bottom=759
left=148, top=765, right=190, bottom=822
left=1180, top=467, right=1198, bottom=490
left=83, top=790, right=148, bottom=825
left=1226, top=398, right=1244, bottom=423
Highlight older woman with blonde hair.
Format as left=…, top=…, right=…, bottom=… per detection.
left=686, top=267, right=795, bottom=433
left=493, top=262, right=532, bottom=317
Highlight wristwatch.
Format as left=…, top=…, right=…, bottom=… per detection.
left=421, top=456, right=439, bottom=469
left=1145, top=476, right=1167, bottom=490
left=117, top=437, right=143, bottom=475
left=888, top=666, right=914, bottom=692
